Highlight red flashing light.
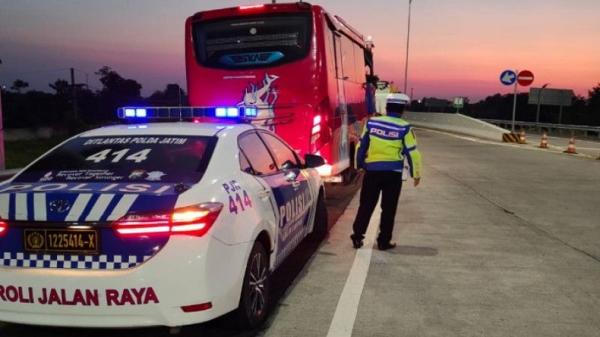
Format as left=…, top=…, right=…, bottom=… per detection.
left=0, top=220, right=8, bottom=237
left=181, top=302, right=213, bottom=313
left=239, top=4, right=265, bottom=10
left=114, top=203, right=223, bottom=237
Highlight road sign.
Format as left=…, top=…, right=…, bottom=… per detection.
left=500, top=70, right=517, bottom=86
left=517, top=70, right=534, bottom=86
left=528, top=88, right=574, bottom=107
left=452, top=97, right=464, bottom=109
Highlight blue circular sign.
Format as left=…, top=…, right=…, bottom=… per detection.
left=500, top=70, right=517, bottom=86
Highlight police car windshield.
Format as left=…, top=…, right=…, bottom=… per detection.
left=14, top=135, right=216, bottom=184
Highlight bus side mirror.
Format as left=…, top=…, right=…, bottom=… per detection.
left=304, top=154, right=325, bottom=168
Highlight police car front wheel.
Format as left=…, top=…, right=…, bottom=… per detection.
left=310, top=191, right=328, bottom=239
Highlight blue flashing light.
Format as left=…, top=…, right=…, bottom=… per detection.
left=245, top=107, right=257, bottom=117
left=215, top=107, right=227, bottom=117
left=125, top=108, right=136, bottom=117
left=226, top=107, right=239, bottom=117
left=135, top=108, right=147, bottom=118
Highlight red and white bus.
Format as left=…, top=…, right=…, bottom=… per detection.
left=185, top=2, right=374, bottom=181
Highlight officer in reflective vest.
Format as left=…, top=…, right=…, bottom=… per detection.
left=351, top=93, right=422, bottom=250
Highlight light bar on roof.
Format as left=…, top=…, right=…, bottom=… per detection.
left=117, top=106, right=262, bottom=120
left=135, top=108, right=147, bottom=118
left=226, top=107, right=239, bottom=117
left=215, top=107, right=227, bottom=117
left=245, top=107, right=257, bottom=117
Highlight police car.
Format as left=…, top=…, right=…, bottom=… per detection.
left=0, top=107, right=327, bottom=329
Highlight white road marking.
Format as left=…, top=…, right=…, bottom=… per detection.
left=326, top=201, right=380, bottom=337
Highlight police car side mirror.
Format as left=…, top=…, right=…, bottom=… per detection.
left=304, top=154, right=325, bottom=168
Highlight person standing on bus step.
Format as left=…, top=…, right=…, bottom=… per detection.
left=350, top=93, right=422, bottom=250
left=364, top=74, right=378, bottom=114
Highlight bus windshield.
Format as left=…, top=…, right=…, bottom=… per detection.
left=193, top=13, right=312, bottom=69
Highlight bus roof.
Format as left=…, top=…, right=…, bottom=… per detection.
left=188, top=2, right=368, bottom=48
left=190, top=2, right=312, bottom=21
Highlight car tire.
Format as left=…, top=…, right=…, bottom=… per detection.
left=311, top=191, right=328, bottom=239
left=236, top=241, right=270, bottom=329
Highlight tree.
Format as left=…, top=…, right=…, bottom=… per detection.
left=95, top=66, right=143, bottom=121
left=96, top=66, right=142, bottom=99
left=147, top=83, right=187, bottom=106
left=588, top=83, right=600, bottom=125
left=49, top=79, right=71, bottom=96
left=10, top=79, right=29, bottom=93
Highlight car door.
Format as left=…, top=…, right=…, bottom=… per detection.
left=256, top=131, right=314, bottom=267
left=237, top=131, right=280, bottom=250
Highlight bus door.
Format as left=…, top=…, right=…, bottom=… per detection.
left=333, top=32, right=349, bottom=169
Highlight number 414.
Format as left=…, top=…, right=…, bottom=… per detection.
left=86, top=148, right=151, bottom=163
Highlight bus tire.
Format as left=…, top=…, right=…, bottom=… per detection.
left=342, top=144, right=358, bottom=185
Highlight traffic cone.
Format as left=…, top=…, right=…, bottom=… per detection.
left=518, top=129, right=527, bottom=144
left=539, top=132, right=549, bottom=149
left=563, top=137, right=577, bottom=154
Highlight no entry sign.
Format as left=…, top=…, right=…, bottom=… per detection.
left=518, top=70, right=535, bottom=86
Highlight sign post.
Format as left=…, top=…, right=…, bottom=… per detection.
left=500, top=70, right=518, bottom=132
left=452, top=97, right=464, bottom=113
left=500, top=69, right=534, bottom=133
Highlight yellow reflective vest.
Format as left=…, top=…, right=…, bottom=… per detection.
left=356, top=114, right=422, bottom=178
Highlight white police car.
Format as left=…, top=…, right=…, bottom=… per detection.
left=0, top=110, right=327, bottom=329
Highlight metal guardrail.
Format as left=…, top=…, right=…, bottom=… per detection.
left=480, top=119, right=600, bottom=138
left=0, top=169, right=20, bottom=181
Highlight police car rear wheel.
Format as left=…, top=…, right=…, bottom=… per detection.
left=237, top=241, right=270, bottom=329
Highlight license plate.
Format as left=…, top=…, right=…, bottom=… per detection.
left=24, top=229, right=99, bottom=254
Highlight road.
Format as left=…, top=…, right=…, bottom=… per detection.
left=1, top=129, right=599, bottom=336
left=526, top=133, right=600, bottom=158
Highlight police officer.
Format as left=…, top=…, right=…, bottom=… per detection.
left=351, top=93, right=422, bottom=250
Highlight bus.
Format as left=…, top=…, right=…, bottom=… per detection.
left=185, top=2, right=374, bottom=182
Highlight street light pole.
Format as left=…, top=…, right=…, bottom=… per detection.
left=403, top=0, right=413, bottom=94
left=536, top=83, right=549, bottom=126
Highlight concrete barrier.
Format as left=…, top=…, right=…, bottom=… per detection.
left=403, top=111, right=508, bottom=142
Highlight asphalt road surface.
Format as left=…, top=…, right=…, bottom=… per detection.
left=526, top=133, right=600, bottom=158
left=2, top=129, right=599, bottom=337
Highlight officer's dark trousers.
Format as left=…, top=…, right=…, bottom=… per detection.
left=352, top=170, right=403, bottom=244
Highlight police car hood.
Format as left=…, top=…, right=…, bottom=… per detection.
left=0, top=182, right=180, bottom=223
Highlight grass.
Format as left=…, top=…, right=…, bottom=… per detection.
left=4, top=137, right=67, bottom=169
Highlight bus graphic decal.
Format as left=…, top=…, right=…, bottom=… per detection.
left=238, top=74, right=279, bottom=129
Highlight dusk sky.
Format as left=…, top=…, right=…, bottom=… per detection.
left=1, top=0, right=599, bottom=101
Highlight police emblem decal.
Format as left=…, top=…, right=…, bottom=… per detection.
left=26, top=232, right=45, bottom=250
left=49, top=199, right=72, bottom=213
